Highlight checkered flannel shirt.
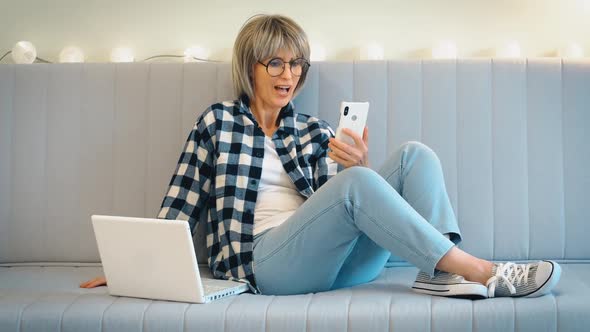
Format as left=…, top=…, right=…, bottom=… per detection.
left=157, top=95, right=338, bottom=294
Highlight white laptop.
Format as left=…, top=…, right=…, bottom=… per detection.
left=91, top=215, right=249, bottom=303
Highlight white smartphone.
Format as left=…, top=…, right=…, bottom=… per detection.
left=335, top=101, right=370, bottom=146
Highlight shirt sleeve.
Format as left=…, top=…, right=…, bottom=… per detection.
left=157, top=113, right=215, bottom=235
left=313, top=120, right=340, bottom=189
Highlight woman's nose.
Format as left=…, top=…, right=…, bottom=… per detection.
left=280, top=64, right=293, bottom=79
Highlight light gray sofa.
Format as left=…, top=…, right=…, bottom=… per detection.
left=1, top=59, right=589, bottom=331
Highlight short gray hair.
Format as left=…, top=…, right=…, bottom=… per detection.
left=232, top=14, right=310, bottom=100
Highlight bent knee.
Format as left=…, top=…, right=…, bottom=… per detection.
left=400, top=141, right=440, bottom=163
left=400, top=140, right=432, bottom=153
left=340, top=166, right=380, bottom=182
left=336, top=166, right=385, bottom=193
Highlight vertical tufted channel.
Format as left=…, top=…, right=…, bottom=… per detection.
left=0, top=64, right=15, bottom=260
left=7, top=64, right=49, bottom=262
left=421, top=60, right=459, bottom=237
left=526, top=59, right=566, bottom=260
left=45, top=64, right=84, bottom=261
left=111, top=63, right=149, bottom=218
left=490, top=59, right=529, bottom=261
left=562, top=60, right=590, bottom=259
left=455, top=59, right=494, bottom=259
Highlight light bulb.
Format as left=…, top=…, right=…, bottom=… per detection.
left=59, top=46, right=85, bottom=63
left=432, top=40, right=457, bottom=59
left=496, top=41, right=522, bottom=58
left=11, top=41, right=37, bottom=64
left=559, top=43, right=584, bottom=58
left=360, top=42, right=384, bottom=60
left=110, top=47, right=134, bottom=63
left=184, top=46, right=210, bottom=62
left=310, top=43, right=326, bottom=61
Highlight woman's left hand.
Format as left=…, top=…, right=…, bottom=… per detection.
left=328, top=127, right=369, bottom=168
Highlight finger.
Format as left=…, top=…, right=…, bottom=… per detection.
left=81, top=278, right=100, bottom=288
left=328, top=149, right=349, bottom=163
left=362, top=126, right=369, bottom=145
left=328, top=151, right=352, bottom=168
left=88, top=281, right=101, bottom=288
left=329, top=137, right=354, bottom=155
left=330, top=139, right=363, bottom=164
left=329, top=144, right=355, bottom=162
left=343, top=128, right=365, bottom=148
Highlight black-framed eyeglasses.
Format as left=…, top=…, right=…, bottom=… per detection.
left=257, top=57, right=310, bottom=77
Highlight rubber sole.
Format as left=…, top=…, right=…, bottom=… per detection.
left=525, top=260, right=562, bottom=298
left=412, top=281, right=488, bottom=299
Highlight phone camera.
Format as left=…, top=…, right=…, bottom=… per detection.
left=344, top=106, right=349, bottom=116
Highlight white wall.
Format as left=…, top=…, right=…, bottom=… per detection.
left=1, top=0, right=589, bottom=63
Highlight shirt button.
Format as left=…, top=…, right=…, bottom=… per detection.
left=250, top=179, right=257, bottom=185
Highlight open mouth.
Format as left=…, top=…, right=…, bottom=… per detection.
left=274, top=85, right=291, bottom=93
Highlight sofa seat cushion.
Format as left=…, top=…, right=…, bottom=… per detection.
left=1, top=263, right=588, bottom=331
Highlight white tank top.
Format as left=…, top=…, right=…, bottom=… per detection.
left=253, top=136, right=306, bottom=236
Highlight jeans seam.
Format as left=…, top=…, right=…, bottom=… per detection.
left=383, top=165, right=401, bottom=184
left=255, top=198, right=353, bottom=268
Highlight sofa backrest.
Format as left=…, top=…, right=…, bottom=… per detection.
left=0, top=60, right=589, bottom=265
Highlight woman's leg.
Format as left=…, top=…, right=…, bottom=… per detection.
left=377, top=141, right=462, bottom=243
left=253, top=150, right=460, bottom=295
left=331, top=141, right=462, bottom=288
left=332, top=141, right=493, bottom=288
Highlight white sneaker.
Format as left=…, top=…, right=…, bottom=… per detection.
left=485, top=260, right=561, bottom=298
left=412, top=270, right=488, bottom=299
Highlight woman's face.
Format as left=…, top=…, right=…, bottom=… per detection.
left=251, top=49, right=301, bottom=111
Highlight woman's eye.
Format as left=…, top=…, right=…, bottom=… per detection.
left=269, top=59, right=283, bottom=67
left=292, top=60, right=304, bottom=68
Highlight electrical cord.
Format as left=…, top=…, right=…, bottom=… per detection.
left=0, top=51, right=11, bottom=62
left=142, top=54, right=221, bottom=62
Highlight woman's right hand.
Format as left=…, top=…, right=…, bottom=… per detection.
left=79, top=276, right=107, bottom=288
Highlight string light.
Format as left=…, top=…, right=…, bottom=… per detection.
left=183, top=46, right=210, bottom=62
left=432, top=40, right=457, bottom=59
left=0, top=41, right=587, bottom=64
left=496, top=41, right=522, bottom=58
left=110, top=47, right=134, bottom=63
left=559, top=43, right=584, bottom=58
left=11, top=41, right=37, bottom=64
left=360, top=42, right=384, bottom=60
left=59, top=46, right=85, bottom=63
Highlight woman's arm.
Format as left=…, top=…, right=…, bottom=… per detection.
left=157, top=112, right=215, bottom=234
left=80, top=112, right=216, bottom=289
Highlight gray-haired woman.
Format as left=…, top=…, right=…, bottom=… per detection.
left=81, top=14, right=561, bottom=299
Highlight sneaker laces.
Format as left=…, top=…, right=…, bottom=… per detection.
left=485, top=262, right=532, bottom=298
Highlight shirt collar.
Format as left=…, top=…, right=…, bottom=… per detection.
left=238, top=94, right=296, bottom=138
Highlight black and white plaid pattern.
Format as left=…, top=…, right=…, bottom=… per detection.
left=157, top=95, right=338, bottom=294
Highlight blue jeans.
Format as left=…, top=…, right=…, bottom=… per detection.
left=252, top=141, right=462, bottom=295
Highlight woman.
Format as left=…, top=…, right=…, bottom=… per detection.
left=81, top=14, right=561, bottom=299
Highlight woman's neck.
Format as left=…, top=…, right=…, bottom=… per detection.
left=250, top=98, right=280, bottom=136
